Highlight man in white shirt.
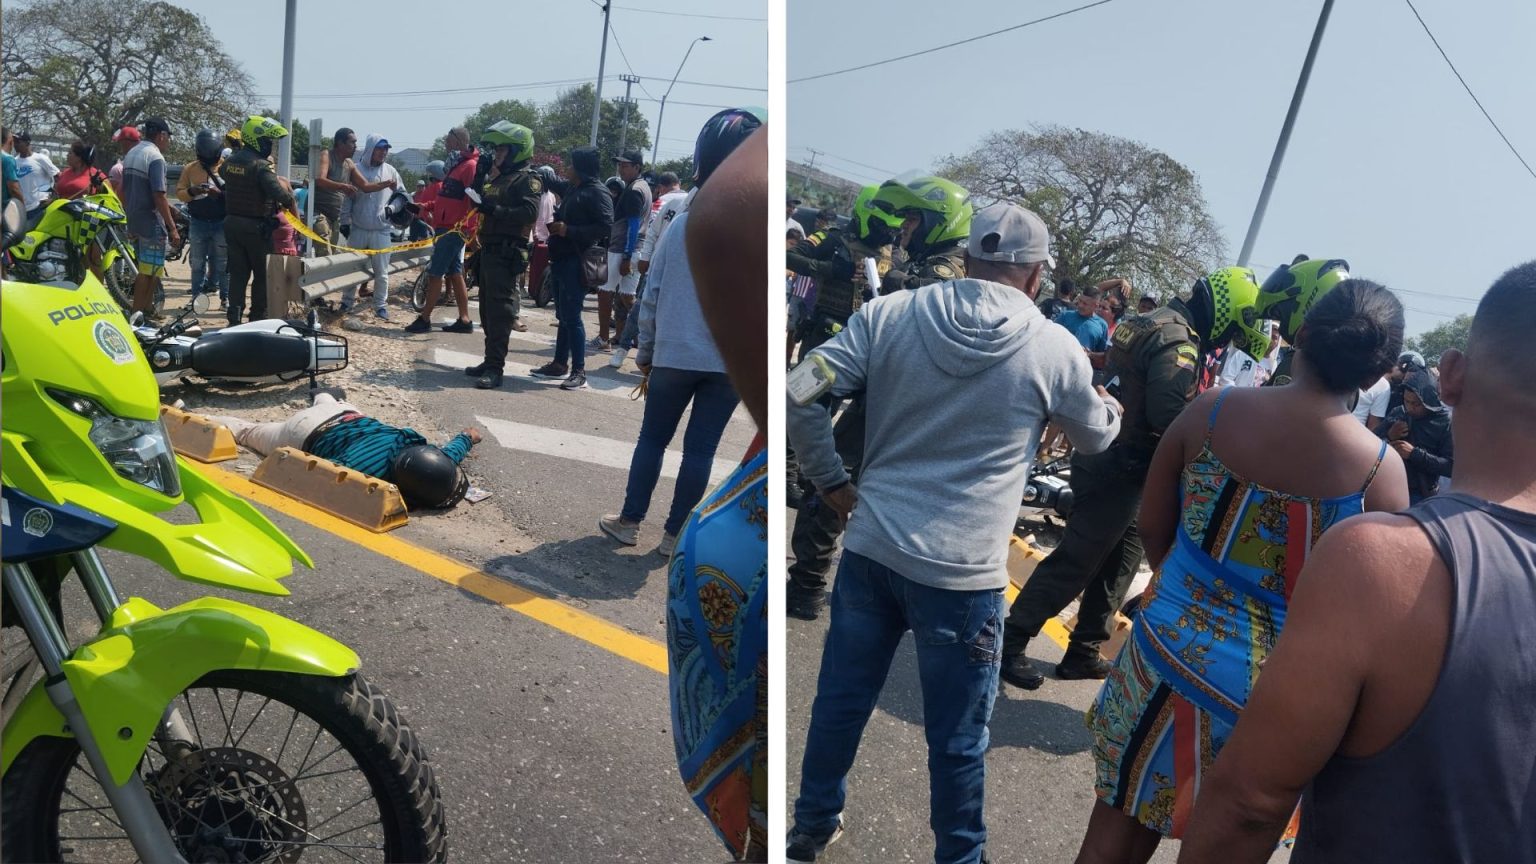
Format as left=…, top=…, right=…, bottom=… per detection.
left=1353, top=375, right=1391, bottom=431
left=1217, top=348, right=1262, bottom=388
left=344, top=134, right=403, bottom=318
left=12, top=132, right=59, bottom=222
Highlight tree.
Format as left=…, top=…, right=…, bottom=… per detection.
left=2, top=0, right=255, bottom=168
left=426, top=99, right=540, bottom=162
left=653, top=155, right=696, bottom=187
left=538, top=84, right=652, bottom=168
left=1404, top=314, right=1471, bottom=364
left=938, top=125, right=1227, bottom=300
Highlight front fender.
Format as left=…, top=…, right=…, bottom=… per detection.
left=1, top=596, right=358, bottom=785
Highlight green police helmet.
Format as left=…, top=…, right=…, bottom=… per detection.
left=874, top=176, right=972, bottom=255
left=1192, top=266, right=1269, bottom=358
left=850, top=185, right=903, bottom=241
left=1256, top=258, right=1351, bottom=344
left=239, top=115, right=288, bottom=148
left=480, top=121, right=535, bottom=164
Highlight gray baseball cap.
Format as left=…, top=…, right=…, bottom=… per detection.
left=968, top=202, right=1054, bottom=268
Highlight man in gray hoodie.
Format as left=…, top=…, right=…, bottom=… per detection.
left=785, top=203, right=1123, bottom=864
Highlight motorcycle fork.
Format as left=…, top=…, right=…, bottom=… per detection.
left=2, top=555, right=190, bottom=863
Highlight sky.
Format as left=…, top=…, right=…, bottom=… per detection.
left=177, top=1, right=767, bottom=163
left=788, top=0, right=1536, bottom=338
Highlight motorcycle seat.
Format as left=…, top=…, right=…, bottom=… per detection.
left=191, top=329, right=312, bottom=378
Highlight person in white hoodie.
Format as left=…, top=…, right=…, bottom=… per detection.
left=345, top=133, right=403, bottom=318
left=785, top=203, right=1122, bottom=864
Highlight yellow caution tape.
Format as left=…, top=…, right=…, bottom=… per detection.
left=280, top=210, right=477, bottom=256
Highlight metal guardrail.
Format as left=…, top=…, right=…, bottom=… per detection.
left=267, top=247, right=430, bottom=306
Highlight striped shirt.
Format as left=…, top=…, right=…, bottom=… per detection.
left=309, top=416, right=474, bottom=480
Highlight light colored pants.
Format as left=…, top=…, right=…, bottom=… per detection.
left=600, top=250, right=640, bottom=296
left=341, top=227, right=393, bottom=310
left=210, top=392, right=359, bottom=458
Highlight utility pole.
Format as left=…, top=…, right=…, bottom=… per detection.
left=652, top=36, right=711, bottom=165
left=617, top=74, right=640, bottom=154
left=276, top=0, right=297, bottom=177
left=589, top=2, right=612, bottom=148
left=1237, top=0, right=1335, bottom=266
left=803, top=148, right=822, bottom=198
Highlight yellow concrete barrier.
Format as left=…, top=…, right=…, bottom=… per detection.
left=160, top=405, right=238, bottom=463
left=1007, top=534, right=1048, bottom=591
left=251, top=446, right=409, bottom=533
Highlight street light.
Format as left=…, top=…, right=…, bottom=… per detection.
left=651, top=36, right=711, bottom=166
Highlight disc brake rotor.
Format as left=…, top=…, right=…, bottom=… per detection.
left=151, top=746, right=309, bottom=864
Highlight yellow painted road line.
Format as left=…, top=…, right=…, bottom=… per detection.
left=1004, top=583, right=1073, bottom=650
left=191, top=464, right=669, bottom=675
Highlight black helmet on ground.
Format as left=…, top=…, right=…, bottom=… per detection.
left=390, top=445, right=469, bottom=509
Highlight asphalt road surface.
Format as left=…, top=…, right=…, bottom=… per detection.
left=34, top=272, right=755, bottom=862
left=783, top=515, right=1293, bottom=864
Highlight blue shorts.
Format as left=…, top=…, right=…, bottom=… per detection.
left=427, top=231, right=465, bottom=277
left=134, top=236, right=167, bottom=278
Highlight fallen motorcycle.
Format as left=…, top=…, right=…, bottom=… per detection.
left=0, top=270, right=447, bottom=862
left=135, top=294, right=349, bottom=391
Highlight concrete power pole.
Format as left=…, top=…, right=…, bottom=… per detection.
left=617, top=74, right=640, bottom=154
left=589, top=2, right=612, bottom=148
left=276, top=0, right=297, bottom=177
left=803, top=148, right=823, bottom=197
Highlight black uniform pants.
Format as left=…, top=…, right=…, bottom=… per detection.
left=225, top=216, right=269, bottom=323
left=478, top=243, right=526, bottom=370
left=1002, top=447, right=1147, bottom=657
left=787, top=398, right=867, bottom=597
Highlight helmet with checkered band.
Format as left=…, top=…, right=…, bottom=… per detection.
left=1256, top=258, right=1351, bottom=343
left=1188, top=266, right=1268, bottom=357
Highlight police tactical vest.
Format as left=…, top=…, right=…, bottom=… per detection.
left=220, top=150, right=272, bottom=220
left=481, top=166, right=542, bottom=245
left=1107, top=305, right=1200, bottom=455
left=814, top=234, right=891, bottom=321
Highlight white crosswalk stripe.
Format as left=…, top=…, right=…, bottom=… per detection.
left=432, top=348, right=645, bottom=400
left=475, top=416, right=739, bottom=487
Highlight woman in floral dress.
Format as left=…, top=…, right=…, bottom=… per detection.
left=1076, top=280, right=1411, bottom=863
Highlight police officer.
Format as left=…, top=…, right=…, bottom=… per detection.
left=784, top=179, right=973, bottom=620
left=464, top=121, right=542, bottom=390
left=787, top=184, right=901, bottom=359
left=872, top=175, right=972, bottom=293
left=219, top=115, right=294, bottom=325
left=1000, top=266, right=1272, bottom=687
left=1255, top=257, right=1351, bottom=387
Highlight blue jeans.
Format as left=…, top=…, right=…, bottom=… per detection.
left=616, top=273, right=646, bottom=352
left=794, top=551, right=1005, bottom=864
left=188, top=217, right=228, bottom=300
left=620, top=367, right=740, bottom=535
left=550, top=255, right=587, bottom=372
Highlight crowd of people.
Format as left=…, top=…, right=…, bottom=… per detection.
left=784, top=169, right=1529, bottom=864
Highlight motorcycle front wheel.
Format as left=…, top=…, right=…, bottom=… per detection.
left=1, top=669, right=447, bottom=863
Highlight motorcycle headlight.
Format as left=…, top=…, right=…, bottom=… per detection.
left=47, top=388, right=182, bottom=496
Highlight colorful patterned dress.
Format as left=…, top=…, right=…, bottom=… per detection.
left=666, top=447, right=768, bottom=861
left=1088, top=390, right=1385, bottom=839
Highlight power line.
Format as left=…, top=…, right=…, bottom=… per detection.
left=794, top=146, right=896, bottom=177
left=638, top=76, right=767, bottom=93
left=259, top=78, right=593, bottom=100
left=790, top=0, right=1119, bottom=84
left=614, top=5, right=766, bottom=22
left=1404, top=0, right=1536, bottom=182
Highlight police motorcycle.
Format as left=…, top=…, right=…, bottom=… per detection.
left=5, top=178, right=150, bottom=313
left=132, top=294, right=349, bottom=391
left=0, top=267, right=448, bottom=862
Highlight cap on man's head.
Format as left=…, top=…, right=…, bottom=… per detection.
left=113, top=125, right=142, bottom=144
left=613, top=148, right=644, bottom=166
left=14, top=131, right=31, bottom=143
left=787, top=196, right=802, bottom=206
left=570, top=145, right=602, bottom=177
left=373, top=138, right=391, bottom=150
left=967, top=202, right=1054, bottom=267
left=140, top=117, right=171, bottom=137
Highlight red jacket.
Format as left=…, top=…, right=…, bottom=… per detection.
left=415, top=180, right=442, bottom=224
left=433, top=150, right=478, bottom=230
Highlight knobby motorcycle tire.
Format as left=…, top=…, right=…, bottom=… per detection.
left=1, top=669, right=448, bottom=864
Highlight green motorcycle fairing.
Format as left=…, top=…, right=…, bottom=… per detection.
left=1, top=276, right=311, bottom=592
left=1, top=596, right=360, bottom=785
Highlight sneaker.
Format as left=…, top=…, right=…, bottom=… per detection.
left=560, top=370, right=588, bottom=391
left=657, top=532, right=677, bottom=557
left=530, top=362, right=568, bottom=378
left=1000, top=651, right=1046, bottom=690
left=598, top=514, right=639, bottom=546
left=589, top=336, right=610, bottom=350
left=608, top=346, right=629, bottom=369
left=1057, top=651, right=1113, bottom=681
left=374, top=306, right=389, bottom=320
left=475, top=370, right=504, bottom=390
left=786, top=587, right=827, bottom=621
left=511, top=319, right=528, bottom=332
left=786, top=816, right=844, bottom=863
left=442, top=319, right=473, bottom=334
left=339, top=301, right=354, bottom=314
left=404, top=317, right=432, bottom=334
